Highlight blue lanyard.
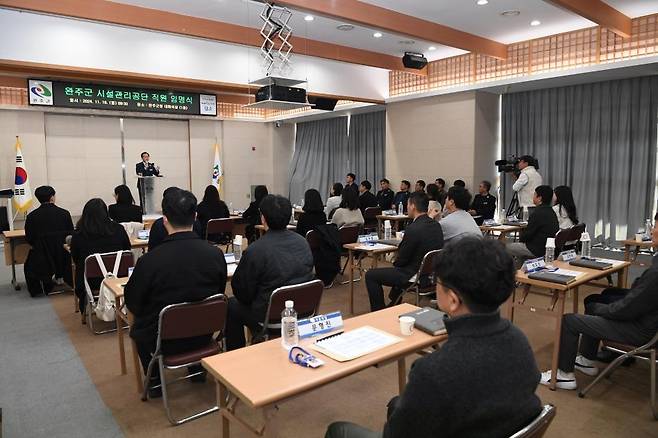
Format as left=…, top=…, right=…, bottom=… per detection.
left=288, top=346, right=318, bottom=368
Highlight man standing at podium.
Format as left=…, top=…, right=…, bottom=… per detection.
left=136, top=152, right=160, bottom=208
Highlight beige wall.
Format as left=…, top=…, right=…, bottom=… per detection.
left=386, top=91, right=498, bottom=193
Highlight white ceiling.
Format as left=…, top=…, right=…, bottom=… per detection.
left=110, top=0, right=658, bottom=63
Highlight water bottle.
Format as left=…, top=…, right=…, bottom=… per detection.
left=281, top=300, right=298, bottom=350
left=580, top=232, right=591, bottom=259
left=522, top=206, right=529, bottom=222
left=384, top=220, right=392, bottom=240
left=398, top=202, right=403, bottom=215
left=229, top=202, right=233, bottom=214
left=233, top=235, right=242, bottom=261
left=500, top=208, right=506, bottom=223
left=645, top=219, right=653, bottom=239
left=290, top=207, right=296, bottom=224
left=544, top=237, right=555, bottom=267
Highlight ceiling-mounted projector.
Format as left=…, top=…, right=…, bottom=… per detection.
left=402, top=52, right=428, bottom=70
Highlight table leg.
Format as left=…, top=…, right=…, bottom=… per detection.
left=217, top=381, right=230, bottom=438
left=10, top=238, right=20, bottom=290
left=624, top=244, right=631, bottom=262
left=377, top=218, right=383, bottom=238
left=549, top=293, right=566, bottom=391
left=505, top=287, right=516, bottom=321
left=116, top=297, right=127, bottom=375
left=349, top=250, right=354, bottom=315
left=617, top=266, right=628, bottom=289
left=572, top=287, right=579, bottom=314
left=372, top=253, right=379, bottom=269
left=397, top=358, right=407, bottom=394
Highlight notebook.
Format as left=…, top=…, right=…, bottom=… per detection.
left=399, top=307, right=447, bottom=336
left=309, top=326, right=402, bottom=362
left=527, top=271, right=577, bottom=284
left=378, top=238, right=402, bottom=247
left=569, top=259, right=613, bottom=270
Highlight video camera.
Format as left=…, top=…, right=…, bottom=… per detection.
left=495, top=155, right=521, bottom=174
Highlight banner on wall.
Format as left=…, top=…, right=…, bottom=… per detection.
left=212, top=143, right=224, bottom=197
left=13, top=137, right=33, bottom=214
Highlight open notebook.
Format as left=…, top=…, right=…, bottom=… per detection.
left=309, top=326, right=402, bottom=362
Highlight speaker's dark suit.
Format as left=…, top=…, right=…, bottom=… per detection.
left=135, top=161, right=160, bottom=207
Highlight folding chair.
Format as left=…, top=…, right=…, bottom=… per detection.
left=338, top=225, right=361, bottom=282
left=363, top=207, right=382, bottom=235
left=83, top=250, right=134, bottom=335
left=578, top=330, right=658, bottom=420
left=257, top=280, right=324, bottom=341
left=554, top=223, right=585, bottom=256
left=206, top=218, right=234, bottom=252
left=509, top=404, right=556, bottom=438
left=142, top=294, right=228, bottom=425
left=392, top=249, right=441, bottom=306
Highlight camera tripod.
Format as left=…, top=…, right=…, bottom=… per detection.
left=506, top=192, right=520, bottom=219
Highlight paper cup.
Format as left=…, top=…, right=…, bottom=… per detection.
left=396, top=231, right=405, bottom=239
left=635, top=233, right=644, bottom=242
left=399, top=316, right=415, bottom=336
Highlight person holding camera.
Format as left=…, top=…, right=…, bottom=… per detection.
left=512, top=155, right=542, bottom=208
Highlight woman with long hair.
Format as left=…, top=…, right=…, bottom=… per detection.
left=331, top=188, right=364, bottom=228
left=197, top=185, right=230, bottom=242
left=325, top=182, right=343, bottom=219
left=108, top=184, right=142, bottom=223
left=70, top=198, right=131, bottom=317
left=296, top=189, right=327, bottom=237
left=243, top=185, right=269, bottom=242
left=553, top=185, right=578, bottom=229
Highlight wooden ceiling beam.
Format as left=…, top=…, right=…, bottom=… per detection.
left=0, top=0, right=425, bottom=74
left=272, top=0, right=508, bottom=59
left=545, top=0, right=632, bottom=38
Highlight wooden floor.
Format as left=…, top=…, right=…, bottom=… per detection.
left=48, top=256, right=658, bottom=438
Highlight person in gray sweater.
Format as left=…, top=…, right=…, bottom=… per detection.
left=430, top=186, right=482, bottom=244
left=325, top=238, right=542, bottom=438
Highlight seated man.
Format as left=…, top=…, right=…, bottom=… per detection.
left=430, top=186, right=482, bottom=244
left=147, top=186, right=203, bottom=251
left=540, top=212, right=658, bottom=390
left=365, top=192, right=444, bottom=311
left=392, top=180, right=411, bottom=213
left=125, top=188, right=227, bottom=397
left=469, top=180, right=497, bottom=220
left=506, top=185, right=559, bottom=265
left=327, top=238, right=542, bottom=438
left=24, top=185, right=74, bottom=297
left=358, top=180, right=378, bottom=215
left=225, top=195, right=314, bottom=350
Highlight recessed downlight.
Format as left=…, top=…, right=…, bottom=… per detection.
left=336, top=24, right=355, bottom=31
left=373, top=32, right=383, bottom=38
left=304, top=15, right=314, bottom=22
left=428, top=46, right=437, bottom=51
left=530, top=19, right=541, bottom=26
left=501, top=10, right=521, bottom=17
left=476, top=0, right=488, bottom=5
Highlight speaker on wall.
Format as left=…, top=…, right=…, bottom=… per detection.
left=308, top=96, right=338, bottom=111
left=402, top=52, right=428, bottom=70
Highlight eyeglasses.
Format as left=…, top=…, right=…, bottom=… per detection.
left=435, top=279, right=462, bottom=302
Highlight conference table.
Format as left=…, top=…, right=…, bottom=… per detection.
left=2, top=229, right=28, bottom=290
left=202, top=303, right=447, bottom=438
left=620, top=239, right=654, bottom=264
left=512, top=258, right=630, bottom=390
left=343, top=242, right=399, bottom=315
left=480, top=223, right=526, bottom=240
left=376, top=214, right=410, bottom=233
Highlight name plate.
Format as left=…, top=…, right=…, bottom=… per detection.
left=298, top=311, right=343, bottom=339
left=559, top=250, right=577, bottom=262
left=358, top=234, right=378, bottom=243
left=224, top=253, right=236, bottom=264
left=522, top=257, right=546, bottom=273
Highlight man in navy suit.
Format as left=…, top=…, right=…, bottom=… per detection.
left=136, top=151, right=160, bottom=208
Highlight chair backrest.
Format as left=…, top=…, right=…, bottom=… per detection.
left=84, top=250, right=134, bottom=283
left=338, top=225, right=360, bottom=246
left=418, top=249, right=441, bottom=278
left=363, top=207, right=382, bottom=220
left=509, top=405, right=556, bottom=438
left=158, top=294, right=228, bottom=342
left=206, top=218, right=234, bottom=239
left=262, top=280, right=324, bottom=329
left=306, top=229, right=322, bottom=251
left=555, top=223, right=585, bottom=254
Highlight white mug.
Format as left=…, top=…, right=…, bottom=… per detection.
left=635, top=233, right=644, bottom=242
left=399, top=316, right=415, bottom=336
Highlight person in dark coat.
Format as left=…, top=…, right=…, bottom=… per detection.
left=358, top=180, right=378, bottom=215
left=225, top=195, right=314, bottom=350
left=147, top=186, right=203, bottom=251
left=108, top=184, right=142, bottom=223
left=326, top=238, right=542, bottom=438
left=365, top=192, right=444, bottom=311
left=70, top=198, right=131, bottom=314
left=24, top=186, right=74, bottom=297
left=196, top=185, right=230, bottom=242
left=392, top=180, right=411, bottom=213
left=242, top=185, right=269, bottom=243
left=468, top=180, right=497, bottom=221
left=135, top=151, right=160, bottom=208
left=125, top=188, right=227, bottom=397
left=376, top=178, right=395, bottom=210
left=296, top=189, right=327, bottom=238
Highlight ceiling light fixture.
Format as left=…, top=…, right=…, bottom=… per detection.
left=304, top=15, right=314, bottom=21
left=373, top=32, right=383, bottom=38
left=476, top=0, right=489, bottom=5
left=530, top=20, right=541, bottom=26
left=428, top=46, right=436, bottom=51
left=501, top=10, right=521, bottom=17
left=336, top=24, right=354, bottom=31
left=398, top=40, right=415, bottom=45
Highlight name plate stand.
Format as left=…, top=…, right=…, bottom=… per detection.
left=522, top=257, right=546, bottom=273
left=559, top=250, right=577, bottom=262
left=298, top=311, right=344, bottom=340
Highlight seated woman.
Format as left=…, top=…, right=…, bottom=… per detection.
left=197, top=185, right=230, bottom=243
left=243, top=185, right=269, bottom=242
left=70, top=198, right=131, bottom=318
left=553, top=185, right=578, bottom=229
left=297, top=189, right=327, bottom=237
left=108, top=184, right=143, bottom=223
left=331, top=189, right=365, bottom=228
left=324, top=183, right=343, bottom=219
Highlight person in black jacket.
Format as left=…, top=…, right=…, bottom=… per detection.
left=225, top=195, right=314, bottom=350
left=125, top=188, right=227, bottom=397
left=135, top=151, right=160, bottom=208
left=392, top=180, right=411, bottom=213
left=108, top=184, right=142, bottom=223
left=365, top=192, right=444, bottom=311
left=327, top=238, right=542, bottom=438
left=344, top=173, right=359, bottom=195
left=242, top=185, right=269, bottom=243
left=24, top=185, right=74, bottom=296
left=358, top=180, right=378, bottom=215
left=468, top=180, right=496, bottom=220
left=541, top=212, right=658, bottom=390
left=506, top=185, right=559, bottom=264
left=70, top=198, right=131, bottom=315
left=147, top=187, right=203, bottom=251
left=376, top=178, right=394, bottom=210
left=296, top=189, right=327, bottom=237
left=196, top=185, right=230, bottom=242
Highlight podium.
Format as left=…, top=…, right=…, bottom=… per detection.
left=137, top=176, right=161, bottom=216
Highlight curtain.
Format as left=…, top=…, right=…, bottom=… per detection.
left=348, top=111, right=386, bottom=187
left=502, top=76, right=658, bottom=244
left=288, top=117, right=348, bottom=204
